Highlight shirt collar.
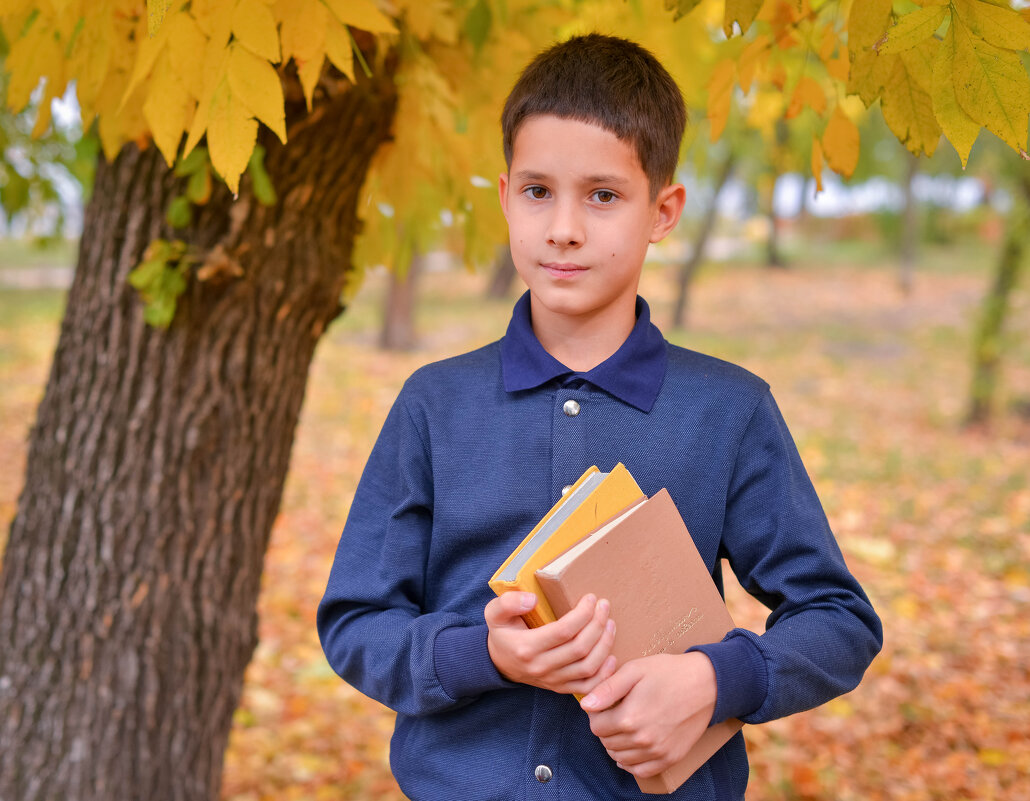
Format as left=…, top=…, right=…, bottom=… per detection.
left=500, top=291, right=668, bottom=412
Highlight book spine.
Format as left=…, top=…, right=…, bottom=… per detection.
left=534, top=572, right=578, bottom=621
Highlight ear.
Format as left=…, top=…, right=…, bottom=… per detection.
left=649, top=182, right=686, bottom=244
left=498, top=172, right=510, bottom=221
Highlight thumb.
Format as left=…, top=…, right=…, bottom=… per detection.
left=484, top=591, right=537, bottom=626
left=580, top=663, right=640, bottom=712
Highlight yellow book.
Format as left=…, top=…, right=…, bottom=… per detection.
left=489, top=463, right=645, bottom=628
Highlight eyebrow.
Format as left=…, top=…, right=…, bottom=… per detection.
left=513, top=170, right=630, bottom=185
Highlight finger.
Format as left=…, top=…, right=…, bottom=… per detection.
left=542, top=601, right=612, bottom=675
left=580, top=661, right=640, bottom=713
left=528, top=593, right=600, bottom=649
left=613, top=756, right=669, bottom=779
left=484, top=592, right=537, bottom=626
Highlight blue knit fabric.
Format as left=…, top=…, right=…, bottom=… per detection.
left=317, top=294, right=882, bottom=801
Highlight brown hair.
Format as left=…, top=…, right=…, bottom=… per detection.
left=501, top=34, right=687, bottom=200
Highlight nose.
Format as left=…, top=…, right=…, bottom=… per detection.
left=546, top=199, right=583, bottom=248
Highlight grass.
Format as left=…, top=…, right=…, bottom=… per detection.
left=0, top=240, right=1028, bottom=801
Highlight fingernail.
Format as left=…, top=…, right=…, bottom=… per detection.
left=581, top=693, right=597, bottom=710
left=606, top=619, right=616, bottom=636
left=598, top=598, right=610, bottom=614
left=520, top=593, right=536, bottom=610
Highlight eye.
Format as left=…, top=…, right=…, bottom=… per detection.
left=523, top=185, right=549, bottom=200
left=593, top=189, right=617, bottom=204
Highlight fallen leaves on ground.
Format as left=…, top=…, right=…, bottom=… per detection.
left=1, top=252, right=1027, bottom=800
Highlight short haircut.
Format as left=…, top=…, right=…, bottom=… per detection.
left=501, top=34, right=687, bottom=199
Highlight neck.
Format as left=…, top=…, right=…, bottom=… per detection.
left=530, top=301, right=637, bottom=372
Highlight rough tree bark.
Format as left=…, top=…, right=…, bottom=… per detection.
left=0, top=62, right=397, bottom=801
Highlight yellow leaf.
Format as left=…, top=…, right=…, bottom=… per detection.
left=298, top=52, right=326, bottom=110
left=882, top=45, right=941, bottom=157
left=811, top=136, right=824, bottom=193
left=168, top=11, right=208, bottom=100
left=233, top=0, right=281, bottom=62
left=724, top=0, right=762, bottom=37
left=143, top=51, right=193, bottom=164
left=31, top=71, right=65, bottom=138
left=325, top=16, right=356, bottom=82
left=900, top=37, right=936, bottom=94
left=207, top=80, right=258, bottom=195
left=875, top=5, right=947, bottom=55
left=278, top=0, right=324, bottom=62
left=952, top=14, right=1030, bottom=157
left=69, top=13, right=113, bottom=116
left=321, top=0, right=396, bottom=34
left=953, top=0, right=1030, bottom=52
left=183, top=43, right=230, bottom=156
left=847, top=0, right=892, bottom=54
left=978, top=749, right=1008, bottom=767
left=5, top=16, right=62, bottom=113
left=848, top=48, right=894, bottom=106
left=227, top=43, right=287, bottom=143
left=822, top=105, right=859, bottom=178
left=787, top=74, right=827, bottom=118
left=148, top=0, right=174, bottom=37
left=192, top=0, right=233, bottom=46
left=737, top=34, right=769, bottom=94
left=707, top=59, right=736, bottom=142
left=826, top=52, right=850, bottom=82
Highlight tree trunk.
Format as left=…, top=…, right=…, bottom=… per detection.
left=765, top=173, right=786, bottom=269
left=672, top=154, right=734, bottom=329
left=380, top=249, right=424, bottom=350
left=0, top=65, right=397, bottom=801
left=899, top=150, right=919, bottom=296
left=966, top=174, right=1030, bottom=426
left=485, top=244, right=517, bottom=299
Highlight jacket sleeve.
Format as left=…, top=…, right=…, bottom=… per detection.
left=316, top=385, right=511, bottom=718
left=692, top=389, right=883, bottom=725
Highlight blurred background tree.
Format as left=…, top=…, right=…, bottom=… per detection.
left=1, top=1, right=1028, bottom=800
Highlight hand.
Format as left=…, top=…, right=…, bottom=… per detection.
left=579, top=652, right=717, bottom=779
left=485, top=591, right=618, bottom=696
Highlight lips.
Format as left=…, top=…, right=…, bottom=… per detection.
left=541, top=262, right=588, bottom=279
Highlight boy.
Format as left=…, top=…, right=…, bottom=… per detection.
left=318, top=34, right=882, bottom=800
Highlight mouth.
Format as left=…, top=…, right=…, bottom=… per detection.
left=541, top=262, right=588, bottom=279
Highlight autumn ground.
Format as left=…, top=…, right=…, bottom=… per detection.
left=1, top=237, right=1028, bottom=800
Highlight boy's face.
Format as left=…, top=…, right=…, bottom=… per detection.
left=499, top=115, right=684, bottom=328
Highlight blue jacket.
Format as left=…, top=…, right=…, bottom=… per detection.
left=317, top=294, right=882, bottom=800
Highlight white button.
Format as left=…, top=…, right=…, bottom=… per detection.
left=561, top=484, right=573, bottom=496
left=534, top=764, right=553, bottom=783
left=563, top=399, right=581, bottom=417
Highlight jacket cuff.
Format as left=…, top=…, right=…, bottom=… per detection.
left=434, top=623, right=515, bottom=700
left=690, top=630, right=768, bottom=724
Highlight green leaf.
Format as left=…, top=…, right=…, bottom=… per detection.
left=465, top=0, right=492, bottom=53
left=127, top=258, right=167, bottom=291
left=174, top=146, right=208, bottom=177
left=166, top=195, right=193, bottom=228
left=186, top=163, right=212, bottom=204
left=0, top=172, right=30, bottom=213
left=248, top=144, right=277, bottom=206
left=875, top=6, right=948, bottom=55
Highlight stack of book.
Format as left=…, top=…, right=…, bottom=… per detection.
left=489, top=463, right=742, bottom=795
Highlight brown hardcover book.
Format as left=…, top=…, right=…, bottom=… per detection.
left=535, top=488, right=743, bottom=795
